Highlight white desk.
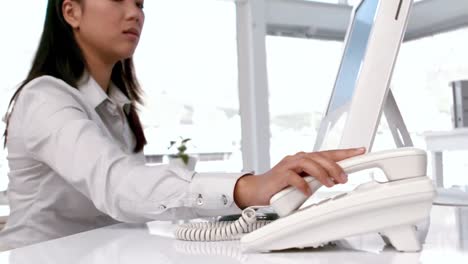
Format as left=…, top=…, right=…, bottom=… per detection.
left=423, top=129, right=468, bottom=206
left=0, top=205, right=467, bottom=264
left=423, top=128, right=468, bottom=187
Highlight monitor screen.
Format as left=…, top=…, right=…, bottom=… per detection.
left=314, top=0, right=381, bottom=151
left=326, top=0, right=380, bottom=114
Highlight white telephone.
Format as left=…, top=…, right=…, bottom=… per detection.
left=175, top=148, right=436, bottom=253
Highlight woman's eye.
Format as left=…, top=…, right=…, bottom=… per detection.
left=136, top=2, right=144, bottom=9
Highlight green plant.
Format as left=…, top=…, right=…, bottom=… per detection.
left=168, top=137, right=191, bottom=165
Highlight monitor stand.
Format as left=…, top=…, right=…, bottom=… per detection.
left=384, top=90, right=468, bottom=207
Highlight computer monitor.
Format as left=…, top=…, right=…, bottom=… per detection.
left=314, top=0, right=413, bottom=152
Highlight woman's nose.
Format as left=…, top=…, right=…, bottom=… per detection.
left=125, top=2, right=144, bottom=24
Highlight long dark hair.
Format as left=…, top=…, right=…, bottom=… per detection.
left=3, top=0, right=147, bottom=152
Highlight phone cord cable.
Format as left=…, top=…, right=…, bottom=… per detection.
left=175, top=207, right=272, bottom=241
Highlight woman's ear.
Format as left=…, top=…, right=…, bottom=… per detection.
left=62, top=0, right=82, bottom=30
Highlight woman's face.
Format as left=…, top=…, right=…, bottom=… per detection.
left=68, top=0, right=145, bottom=64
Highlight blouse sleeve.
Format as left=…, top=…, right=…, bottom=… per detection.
left=17, top=78, right=244, bottom=223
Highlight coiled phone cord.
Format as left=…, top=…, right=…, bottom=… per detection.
left=175, top=207, right=272, bottom=241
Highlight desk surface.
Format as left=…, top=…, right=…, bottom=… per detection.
left=423, top=128, right=468, bottom=151
left=0, top=205, right=467, bottom=264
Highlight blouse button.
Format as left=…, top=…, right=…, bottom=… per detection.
left=222, top=195, right=228, bottom=206
left=196, top=194, right=204, bottom=206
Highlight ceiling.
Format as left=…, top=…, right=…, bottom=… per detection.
left=264, top=0, right=468, bottom=41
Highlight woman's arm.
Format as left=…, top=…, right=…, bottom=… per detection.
left=16, top=77, right=244, bottom=222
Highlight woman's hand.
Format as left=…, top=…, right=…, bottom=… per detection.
left=234, top=147, right=366, bottom=209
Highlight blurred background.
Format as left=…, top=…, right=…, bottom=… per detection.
left=0, top=0, right=467, bottom=193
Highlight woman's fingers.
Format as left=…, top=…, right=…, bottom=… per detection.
left=278, top=148, right=366, bottom=193
left=291, top=157, right=336, bottom=187
left=285, top=170, right=311, bottom=196
left=307, top=153, right=348, bottom=184
left=319, top=147, right=366, bottom=162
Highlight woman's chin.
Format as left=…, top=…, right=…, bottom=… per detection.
left=116, top=50, right=137, bottom=61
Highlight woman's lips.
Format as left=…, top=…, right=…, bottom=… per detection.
left=123, top=29, right=140, bottom=40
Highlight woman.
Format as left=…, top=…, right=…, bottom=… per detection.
left=0, top=0, right=365, bottom=250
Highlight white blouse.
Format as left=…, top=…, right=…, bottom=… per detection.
left=0, top=75, right=244, bottom=250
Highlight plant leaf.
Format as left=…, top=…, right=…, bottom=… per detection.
left=181, top=154, right=189, bottom=165
left=178, top=145, right=187, bottom=153
left=168, top=141, right=176, bottom=149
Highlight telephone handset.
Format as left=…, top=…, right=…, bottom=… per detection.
left=270, top=147, right=428, bottom=217
left=175, top=148, right=435, bottom=253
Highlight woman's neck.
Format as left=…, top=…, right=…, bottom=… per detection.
left=86, top=55, right=114, bottom=93
left=79, top=43, right=115, bottom=92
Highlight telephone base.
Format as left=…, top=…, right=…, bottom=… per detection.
left=379, top=225, right=420, bottom=252
left=241, top=177, right=435, bottom=252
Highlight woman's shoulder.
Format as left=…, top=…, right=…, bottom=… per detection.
left=16, top=75, right=84, bottom=108
left=22, top=75, right=78, bottom=94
